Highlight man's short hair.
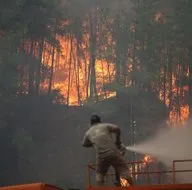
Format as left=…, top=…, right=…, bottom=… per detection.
left=90, top=114, right=101, bottom=125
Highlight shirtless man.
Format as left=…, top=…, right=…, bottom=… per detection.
left=82, top=115, right=133, bottom=186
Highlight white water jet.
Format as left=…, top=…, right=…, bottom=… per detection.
left=125, top=123, right=192, bottom=183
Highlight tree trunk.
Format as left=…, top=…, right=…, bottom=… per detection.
left=187, top=47, right=192, bottom=117
left=115, top=45, right=121, bottom=84
left=75, top=39, right=81, bottom=104
left=48, top=45, right=55, bottom=94
left=28, top=40, right=35, bottom=95
left=89, top=6, right=98, bottom=101
left=35, top=38, right=44, bottom=95
left=168, top=48, right=173, bottom=114
left=163, top=61, right=167, bottom=119
left=101, top=59, right=107, bottom=99
left=67, top=36, right=73, bottom=105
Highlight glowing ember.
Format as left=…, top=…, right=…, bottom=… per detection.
left=120, top=177, right=130, bottom=187
left=144, top=155, right=153, bottom=163
left=138, top=155, right=153, bottom=173
left=155, top=11, right=163, bottom=22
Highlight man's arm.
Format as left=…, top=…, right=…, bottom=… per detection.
left=82, top=133, right=93, bottom=147
left=107, top=124, right=121, bottom=147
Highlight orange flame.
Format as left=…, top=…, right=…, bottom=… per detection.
left=41, top=34, right=115, bottom=105
left=120, top=177, right=130, bottom=187
left=144, top=155, right=153, bottom=163
left=155, top=11, right=163, bottom=22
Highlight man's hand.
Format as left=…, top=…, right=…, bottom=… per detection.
left=82, top=134, right=93, bottom=148
left=119, top=143, right=126, bottom=156
left=115, top=141, right=122, bottom=149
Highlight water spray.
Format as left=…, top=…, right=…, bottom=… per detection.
left=123, top=125, right=192, bottom=183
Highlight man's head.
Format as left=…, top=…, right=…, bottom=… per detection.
left=90, top=114, right=101, bottom=125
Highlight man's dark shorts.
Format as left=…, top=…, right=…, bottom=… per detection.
left=96, top=153, right=130, bottom=179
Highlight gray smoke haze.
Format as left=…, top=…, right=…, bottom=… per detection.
left=126, top=122, right=192, bottom=183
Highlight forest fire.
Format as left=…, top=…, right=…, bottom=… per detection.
left=158, top=70, right=189, bottom=125
left=41, top=35, right=116, bottom=105
left=12, top=4, right=188, bottom=126
left=1, top=0, right=192, bottom=188
left=43, top=33, right=189, bottom=125
left=38, top=15, right=189, bottom=126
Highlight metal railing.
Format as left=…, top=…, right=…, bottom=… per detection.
left=86, top=159, right=192, bottom=187
left=172, top=159, right=192, bottom=184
